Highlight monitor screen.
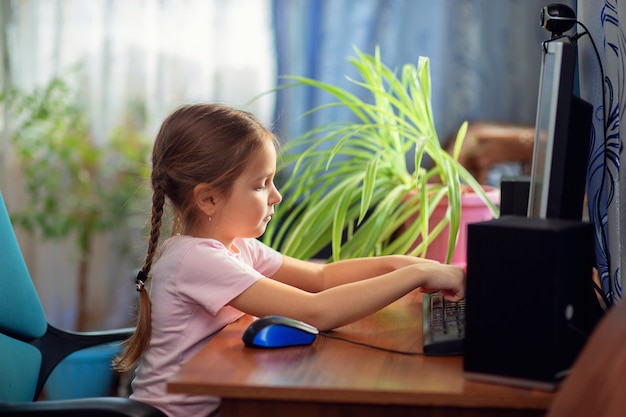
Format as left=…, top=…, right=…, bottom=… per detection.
left=527, top=39, right=592, bottom=220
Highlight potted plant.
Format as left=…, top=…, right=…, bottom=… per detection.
left=2, top=73, right=150, bottom=331
left=263, top=48, right=499, bottom=263
left=1, top=72, right=150, bottom=398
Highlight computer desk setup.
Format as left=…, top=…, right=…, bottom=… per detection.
left=167, top=290, right=554, bottom=417
left=166, top=255, right=604, bottom=417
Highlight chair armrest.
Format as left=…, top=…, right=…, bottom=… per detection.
left=31, top=325, right=135, bottom=355
left=0, top=397, right=167, bottom=417
left=30, top=325, right=136, bottom=401
left=42, top=325, right=135, bottom=346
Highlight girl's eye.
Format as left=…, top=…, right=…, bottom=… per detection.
left=255, top=177, right=273, bottom=191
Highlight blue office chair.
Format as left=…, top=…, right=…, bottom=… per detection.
left=0, top=191, right=165, bottom=417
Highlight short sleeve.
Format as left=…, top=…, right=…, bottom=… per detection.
left=175, top=239, right=281, bottom=315
left=235, top=238, right=282, bottom=277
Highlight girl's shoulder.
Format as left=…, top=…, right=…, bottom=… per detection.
left=161, top=236, right=266, bottom=260
left=159, top=236, right=280, bottom=273
left=233, top=238, right=282, bottom=274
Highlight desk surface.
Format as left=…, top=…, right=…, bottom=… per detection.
left=168, top=291, right=554, bottom=417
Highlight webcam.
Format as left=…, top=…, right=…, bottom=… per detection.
left=541, top=3, right=576, bottom=37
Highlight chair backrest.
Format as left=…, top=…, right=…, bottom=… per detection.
left=0, top=191, right=49, bottom=401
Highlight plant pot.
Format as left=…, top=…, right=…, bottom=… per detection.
left=423, top=185, right=500, bottom=266
left=44, top=342, right=122, bottom=399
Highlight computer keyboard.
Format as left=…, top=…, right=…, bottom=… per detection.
left=422, top=292, right=465, bottom=355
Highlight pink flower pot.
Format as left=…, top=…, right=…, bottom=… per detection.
left=424, top=185, right=500, bottom=266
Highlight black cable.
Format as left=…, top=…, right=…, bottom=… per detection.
left=593, top=279, right=611, bottom=310
left=319, top=331, right=424, bottom=356
left=571, top=19, right=613, bottom=306
left=546, top=19, right=613, bottom=306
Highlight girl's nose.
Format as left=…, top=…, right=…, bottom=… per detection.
left=270, top=184, right=282, bottom=205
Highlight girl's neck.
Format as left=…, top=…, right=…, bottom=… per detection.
left=187, top=228, right=236, bottom=253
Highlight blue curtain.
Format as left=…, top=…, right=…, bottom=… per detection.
left=579, top=0, right=623, bottom=303
left=271, top=0, right=574, bottom=145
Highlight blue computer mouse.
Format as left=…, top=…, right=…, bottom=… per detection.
left=242, top=315, right=319, bottom=348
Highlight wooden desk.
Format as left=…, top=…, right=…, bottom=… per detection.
left=168, top=291, right=554, bottom=416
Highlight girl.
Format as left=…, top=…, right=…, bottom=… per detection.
left=114, top=103, right=465, bottom=417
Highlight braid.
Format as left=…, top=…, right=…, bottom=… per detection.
left=142, top=185, right=165, bottom=274
left=114, top=103, right=277, bottom=373
left=113, top=186, right=165, bottom=372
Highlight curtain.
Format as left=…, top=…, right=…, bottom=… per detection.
left=1, top=0, right=276, bottom=136
left=271, top=0, right=575, bottom=148
left=0, top=0, right=275, bottom=330
left=579, top=0, right=623, bottom=303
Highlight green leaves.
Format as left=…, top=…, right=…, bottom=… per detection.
left=3, top=71, right=150, bottom=256
left=264, top=47, right=498, bottom=262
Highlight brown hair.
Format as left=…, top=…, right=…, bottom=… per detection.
left=114, top=103, right=277, bottom=372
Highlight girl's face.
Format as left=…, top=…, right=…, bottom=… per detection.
left=211, top=139, right=282, bottom=247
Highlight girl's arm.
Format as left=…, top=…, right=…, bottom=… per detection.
left=229, top=260, right=464, bottom=331
left=270, top=254, right=439, bottom=292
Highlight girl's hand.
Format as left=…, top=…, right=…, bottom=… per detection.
left=418, top=264, right=466, bottom=302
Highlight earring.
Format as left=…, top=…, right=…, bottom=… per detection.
left=208, top=216, right=212, bottom=222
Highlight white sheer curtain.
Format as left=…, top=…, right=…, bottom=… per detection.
left=0, top=0, right=276, bottom=329
left=3, top=0, right=275, bottom=137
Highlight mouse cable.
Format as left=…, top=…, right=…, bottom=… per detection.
left=319, top=331, right=424, bottom=356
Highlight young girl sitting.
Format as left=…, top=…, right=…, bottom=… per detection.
left=114, top=103, right=465, bottom=417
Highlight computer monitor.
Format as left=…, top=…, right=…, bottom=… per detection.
left=527, top=39, right=593, bottom=220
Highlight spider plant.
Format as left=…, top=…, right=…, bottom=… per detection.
left=263, top=47, right=498, bottom=262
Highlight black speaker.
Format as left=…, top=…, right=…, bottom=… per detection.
left=464, top=216, right=603, bottom=389
left=500, top=176, right=530, bottom=216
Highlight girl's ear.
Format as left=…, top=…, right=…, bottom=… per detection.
left=193, top=183, right=217, bottom=217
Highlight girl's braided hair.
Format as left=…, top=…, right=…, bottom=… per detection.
left=114, top=103, right=276, bottom=371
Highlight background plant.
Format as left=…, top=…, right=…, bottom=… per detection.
left=2, top=71, right=150, bottom=331
left=264, top=48, right=498, bottom=262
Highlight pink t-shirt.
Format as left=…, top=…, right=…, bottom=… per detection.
left=130, top=235, right=282, bottom=417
